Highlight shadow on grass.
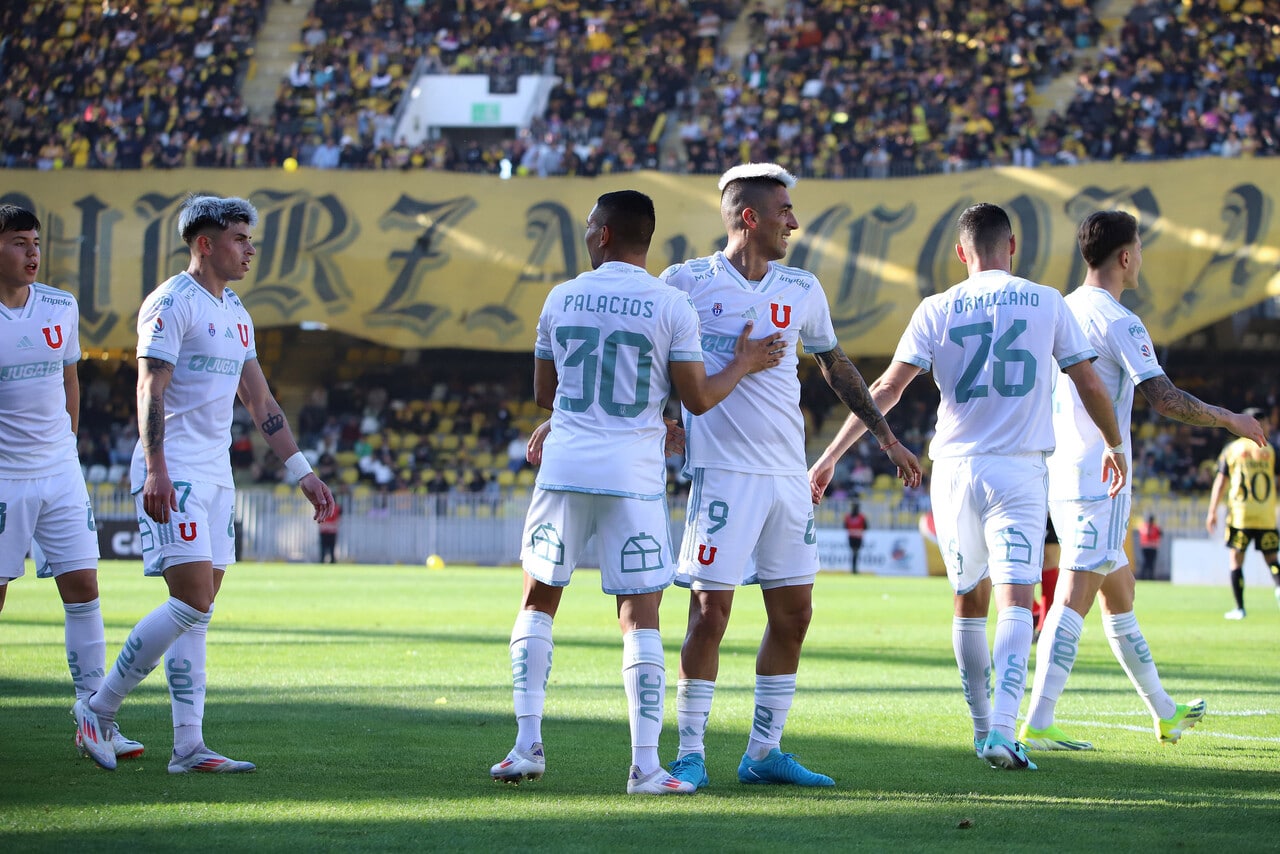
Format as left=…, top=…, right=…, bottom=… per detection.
left=3, top=692, right=1278, bottom=852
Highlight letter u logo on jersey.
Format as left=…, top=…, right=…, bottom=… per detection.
left=769, top=303, right=791, bottom=328
left=697, top=545, right=717, bottom=565
left=41, top=325, right=63, bottom=348
left=237, top=324, right=250, bottom=346
left=178, top=522, right=198, bottom=542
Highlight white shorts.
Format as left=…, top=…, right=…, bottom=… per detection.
left=931, top=454, right=1048, bottom=594
left=1049, top=494, right=1132, bottom=575
left=0, top=459, right=99, bottom=582
left=676, top=468, right=818, bottom=590
left=134, top=481, right=237, bottom=577
left=520, top=487, right=676, bottom=596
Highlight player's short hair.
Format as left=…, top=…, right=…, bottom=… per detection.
left=1077, top=210, right=1138, bottom=269
left=0, top=204, right=40, bottom=235
left=956, top=203, right=1012, bottom=257
left=594, top=190, right=655, bottom=252
left=719, top=163, right=797, bottom=231
left=178, top=195, right=258, bottom=244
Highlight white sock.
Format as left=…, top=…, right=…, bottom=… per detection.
left=167, top=604, right=212, bottom=757
left=63, top=599, right=106, bottom=702
left=92, top=597, right=205, bottom=726
left=1104, top=611, right=1175, bottom=720
left=990, top=606, right=1034, bottom=738
left=676, top=678, right=715, bottom=759
left=745, top=673, right=796, bottom=760
left=952, top=616, right=991, bottom=742
left=509, top=609, right=553, bottom=752
left=622, top=628, right=665, bottom=774
left=1026, top=604, right=1084, bottom=730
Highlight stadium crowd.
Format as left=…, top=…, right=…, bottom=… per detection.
left=71, top=349, right=1280, bottom=511
left=4, top=0, right=1278, bottom=175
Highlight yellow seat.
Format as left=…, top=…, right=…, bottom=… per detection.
left=497, top=469, right=516, bottom=486
left=339, top=468, right=360, bottom=485
left=872, top=473, right=895, bottom=491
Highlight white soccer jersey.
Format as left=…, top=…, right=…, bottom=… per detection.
left=1048, top=286, right=1162, bottom=499
left=661, top=252, right=838, bottom=475
left=535, top=260, right=703, bottom=499
left=0, top=283, right=81, bottom=477
left=894, top=269, right=1095, bottom=458
left=130, top=272, right=257, bottom=489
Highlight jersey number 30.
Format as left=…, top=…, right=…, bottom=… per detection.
left=557, top=326, right=653, bottom=417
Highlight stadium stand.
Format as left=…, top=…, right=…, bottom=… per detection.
left=8, top=1, right=1275, bottom=175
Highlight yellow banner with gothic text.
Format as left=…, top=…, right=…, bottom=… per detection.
left=6, top=160, right=1280, bottom=355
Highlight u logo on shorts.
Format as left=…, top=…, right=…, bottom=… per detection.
left=178, top=522, right=198, bottom=542
left=697, top=544, right=717, bottom=565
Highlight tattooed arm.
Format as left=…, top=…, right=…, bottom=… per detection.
left=810, top=350, right=922, bottom=499
left=1138, top=375, right=1266, bottom=444
left=238, top=358, right=335, bottom=521
left=138, top=357, right=177, bottom=523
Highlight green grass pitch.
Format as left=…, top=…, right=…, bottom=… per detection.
left=2, top=562, right=1277, bottom=852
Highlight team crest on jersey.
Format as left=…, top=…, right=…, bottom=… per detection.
left=208, top=323, right=217, bottom=337
left=712, top=302, right=723, bottom=316
left=41, top=325, right=63, bottom=348
left=237, top=324, right=250, bottom=346
left=770, top=303, right=792, bottom=328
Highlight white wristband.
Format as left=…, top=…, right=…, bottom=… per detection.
left=1107, top=443, right=1125, bottom=454
left=284, top=451, right=313, bottom=482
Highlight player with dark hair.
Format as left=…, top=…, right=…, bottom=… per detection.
left=1207, top=405, right=1279, bottom=619
left=0, top=204, right=145, bottom=762
left=491, top=189, right=782, bottom=794
left=1022, top=209, right=1261, bottom=751
left=811, top=202, right=1126, bottom=771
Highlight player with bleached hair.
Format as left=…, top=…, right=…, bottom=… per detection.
left=1021, top=210, right=1265, bottom=752
left=664, top=163, right=921, bottom=790
left=73, top=195, right=335, bottom=773
left=0, top=204, right=145, bottom=762
left=810, top=203, right=1128, bottom=771
left=491, top=189, right=783, bottom=794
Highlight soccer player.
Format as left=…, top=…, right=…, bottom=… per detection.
left=0, top=204, right=144, bottom=762
left=810, top=203, right=1127, bottom=771
left=1022, top=210, right=1263, bottom=751
left=73, top=195, right=334, bottom=772
left=662, top=163, right=921, bottom=791
left=1207, top=407, right=1280, bottom=619
left=489, top=190, right=783, bottom=794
